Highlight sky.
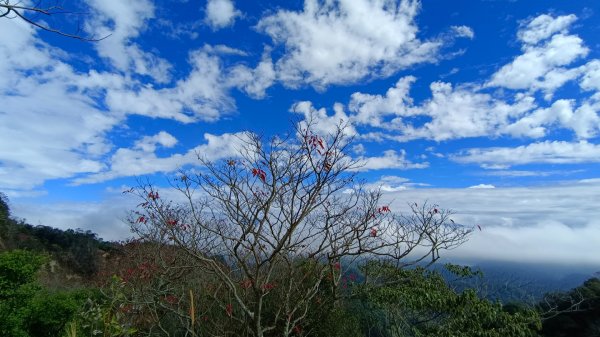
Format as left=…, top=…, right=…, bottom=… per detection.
left=1, top=0, right=599, bottom=267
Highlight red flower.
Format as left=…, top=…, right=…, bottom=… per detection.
left=166, top=219, right=178, bottom=227
left=148, top=191, right=159, bottom=200
left=370, top=228, right=378, bottom=237
left=240, top=279, right=252, bottom=289
left=433, top=208, right=438, bottom=214
left=378, top=205, right=391, bottom=213
left=225, top=303, right=233, bottom=317
left=163, top=295, right=178, bottom=305
left=293, top=325, right=302, bottom=334
left=263, top=283, right=276, bottom=290
left=252, top=168, right=267, bottom=183
left=333, top=262, right=341, bottom=270
left=137, top=216, right=147, bottom=224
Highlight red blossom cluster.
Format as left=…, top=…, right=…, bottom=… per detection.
left=122, top=261, right=159, bottom=283
left=378, top=205, right=391, bottom=213
left=305, top=134, right=325, bottom=152
left=240, top=279, right=252, bottom=289
left=148, top=191, right=159, bottom=200
left=370, top=228, right=378, bottom=237
left=162, top=294, right=178, bottom=305
left=262, top=283, right=276, bottom=291
left=252, top=168, right=267, bottom=183
left=225, top=303, right=233, bottom=317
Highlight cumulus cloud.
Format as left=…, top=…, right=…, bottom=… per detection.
left=348, top=76, right=417, bottom=126
left=256, top=0, right=445, bottom=88
left=504, top=98, right=600, bottom=139
left=452, top=141, right=600, bottom=168
left=1, top=2, right=252, bottom=194
left=291, top=101, right=357, bottom=137
left=487, top=14, right=588, bottom=98
left=228, top=51, right=276, bottom=98
left=451, top=25, right=474, bottom=39
left=349, top=78, right=537, bottom=141
left=517, top=14, right=577, bottom=45
left=134, top=131, right=178, bottom=152
left=342, top=13, right=600, bottom=143
left=105, top=49, right=235, bottom=123
left=74, top=132, right=251, bottom=184
left=580, top=60, right=600, bottom=92
left=353, top=149, right=428, bottom=171
left=85, top=0, right=172, bottom=82
left=0, top=19, right=117, bottom=190
left=205, top=0, right=241, bottom=30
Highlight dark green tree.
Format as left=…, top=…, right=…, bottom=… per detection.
left=0, top=250, right=46, bottom=337
left=540, top=277, right=600, bottom=337
left=352, top=261, right=541, bottom=337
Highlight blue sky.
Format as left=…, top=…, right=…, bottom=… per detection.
left=1, top=0, right=600, bottom=266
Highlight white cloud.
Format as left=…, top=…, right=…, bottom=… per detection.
left=349, top=76, right=416, bottom=127
left=205, top=0, right=241, bottom=30
left=134, top=131, right=178, bottom=152
left=453, top=140, right=600, bottom=168
left=451, top=25, right=474, bottom=39
left=13, top=179, right=600, bottom=265
left=345, top=13, right=600, bottom=142
left=85, top=0, right=172, bottom=82
left=11, top=193, right=136, bottom=241
left=0, top=19, right=117, bottom=190
left=580, top=60, right=600, bottom=92
left=351, top=78, right=536, bottom=141
left=517, top=14, right=577, bottom=45
left=291, top=101, right=357, bottom=137
left=104, top=49, right=235, bottom=123
left=74, top=132, right=251, bottom=184
left=504, top=99, right=600, bottom=139
left=487, top=14, right=588, bottom=97
left=257, top=0, right=444, bottom=88
left=378, top=179, right=600, bottom=265
left=360, top=175, right=428, bottom=192
left=0, top=9, right=247, bottom=193
left=468, top=184, right=495, bottom=189
left=353, top=149, right=428, bottom=171
left=228, top=51, right=276, bottom=98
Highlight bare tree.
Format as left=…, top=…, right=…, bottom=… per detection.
left=125, top=123, right=472, bottom=337
left=0, top=0, right=108, bottom=41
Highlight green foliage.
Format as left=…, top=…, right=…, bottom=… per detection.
left=65, top=276, right=137, bottom=337
left=27, top=289, right=95, bottom=337
left=0, top=250, right=46, bottom=337
left=352, top=262, right=541, bottom=337
left=0, top=250, right=95, bottom=337
left=540, top=277, right=600, bottom=337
